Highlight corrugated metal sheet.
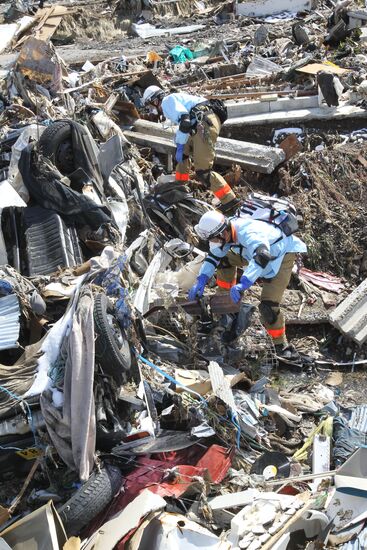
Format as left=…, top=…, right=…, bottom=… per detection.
left=329, top=279, right=367, bottom=345
left=0, top=294, right=20, bottom=350
left=341, top=524, right=367, bottom=549
left=349, top=405, right=367, bottom=434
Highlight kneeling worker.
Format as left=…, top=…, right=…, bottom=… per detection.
left=142, top=86, right=239, bottom=214
left=188, top=211, right=307, bottom=358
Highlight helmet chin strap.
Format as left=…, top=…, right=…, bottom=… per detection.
left=210, top=235, right=226, bottom=249
left=218, top=236, right=226, bottom=249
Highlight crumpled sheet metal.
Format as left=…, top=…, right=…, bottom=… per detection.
left=41, top=286, right=96, bottom=481
left=0, top=294, right=20, bottom=351
left=15, top=37, right=60, bottom=84
left=24, top=274, right=87, bottom=398
left=349, top=404, right=367, bottom=434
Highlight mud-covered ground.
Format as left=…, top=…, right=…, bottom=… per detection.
left=278, top=143, right=367, bottom=282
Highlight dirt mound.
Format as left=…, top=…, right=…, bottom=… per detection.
left=54, top=9, right=128, bottom=45
left=278, top=144, right=367, bottom=282
left=114, top=0, right=224, bottom=17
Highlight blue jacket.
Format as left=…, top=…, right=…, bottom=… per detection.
left=199, top=217, right=307, bottom=284
left=162, top=92, right=206, bottom=145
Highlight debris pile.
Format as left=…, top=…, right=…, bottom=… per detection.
left=0, top=0, right=367, bottom=549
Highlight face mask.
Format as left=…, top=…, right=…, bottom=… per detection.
left=209, top=241, right=223, bottom=255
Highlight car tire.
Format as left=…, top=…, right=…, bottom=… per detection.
left=58, top=464, right=122, bottom=536
left=94, top=293, right=131, bottom=385
left=39, top=121, right=75, bottom=175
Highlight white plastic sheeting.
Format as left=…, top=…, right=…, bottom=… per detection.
left=0, top=24, right=17, bottom=55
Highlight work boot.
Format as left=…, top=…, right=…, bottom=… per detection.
left=274, top=343, right=301, bottom=362
left=218, top=197, right=241, bottom=215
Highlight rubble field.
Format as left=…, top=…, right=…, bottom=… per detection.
left=1, top=0, right=367, bottom=549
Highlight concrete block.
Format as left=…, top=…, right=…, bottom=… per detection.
left=226, top=95, right=319, bottom=119
left=236, top=0, right=316, bottom=18
left=328, top=279, right=367, bottom=345
left=226, top=100, right=270, bottom=117
left=128, top=119, right=285, bottom=174
left=260, top=94, right=278, bottom=102
left=268, top=95, right=319, bottom=113
left=347, top=10, right=367, bottom=30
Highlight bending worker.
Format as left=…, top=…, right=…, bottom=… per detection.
left=142, top=86, right=239, bottom=214
left=188, top=211, right=307, bottom=358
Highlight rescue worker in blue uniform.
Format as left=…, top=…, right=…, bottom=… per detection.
left=188, top=211, right=307, bottom=358
left=142, top=86, right=239, bottom=214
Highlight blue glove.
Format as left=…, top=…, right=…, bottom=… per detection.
left=175, top=144, right=185, bottom=163
left=188, top=274, right=209, bottom=301
left=230, top=276, right=253, bottom=304
left=0, top=280, right=13, bottom=296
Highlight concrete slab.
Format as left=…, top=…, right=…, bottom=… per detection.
left=236, top=0, right=316, bottom=17
left=329, top=279, right=367, bottom=345
left=224, top=104, right=367, bottom=128
left=127, top=119, right=285, bottom=174
left=226, top=95, right=319, bottom=118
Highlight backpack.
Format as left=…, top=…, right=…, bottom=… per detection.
left=237, top=192, right=299, bottom=237
left=209, top=99, right=228, bottom=124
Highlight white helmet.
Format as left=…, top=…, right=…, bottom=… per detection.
left=194, top=211, right=228, bottom=240
left=142, top=85, right=164, bottom=105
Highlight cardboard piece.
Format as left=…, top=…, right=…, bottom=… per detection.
left=0, top=501, right=67, bottom=550
left=297, top=63, right=349, bottom=75
left=279, top=133, right=302, bottom=160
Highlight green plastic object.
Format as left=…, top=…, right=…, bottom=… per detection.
left=169, top=45, right=194, bottom=64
